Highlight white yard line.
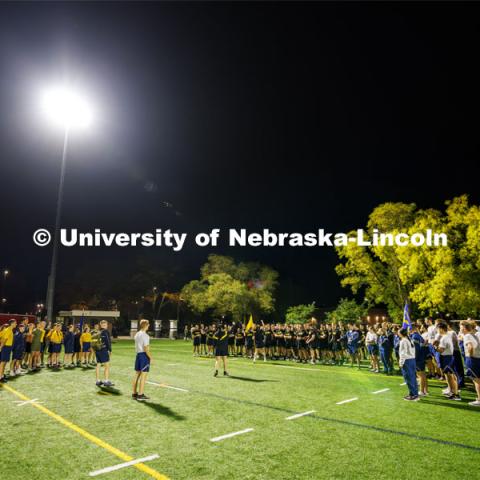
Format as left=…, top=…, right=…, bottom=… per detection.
left=89, top=454, right=160, bottom=477
left=14, top=398, right=42, bottom=406
left=336, top=397, right=358, bottom=405
left=372, top=388, right=390, bottom=395
left=146, top=381, right=189, bottom=392
left=210, top=428, right=254, bottom=442
left=286, top=410, right=316, bottom=420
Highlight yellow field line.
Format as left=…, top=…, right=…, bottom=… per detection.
left=1, top=383, right=169, bottom=480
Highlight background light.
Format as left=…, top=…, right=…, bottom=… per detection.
left=41, top=86, right=93, bottom=129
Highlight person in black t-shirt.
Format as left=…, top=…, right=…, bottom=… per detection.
left=213, top=323, right=229, bottom=377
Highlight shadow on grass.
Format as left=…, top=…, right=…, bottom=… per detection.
left=420, top=398, right=477, bottom=411
left=138, top=401, right=186, bottom=420
left=97, top=386, right=122, bottom=396
left=227, top=375, right=277, bottom=383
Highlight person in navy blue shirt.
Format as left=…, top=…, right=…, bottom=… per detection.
left=378, top=328, right=393, bottom=375
left=410, top=324, right=429, bottom=396
left=11, top=323, right=26, bottom=377
left=345, top=323, right=361, bottom=369
left=63, top=324, right=75, bottom=368
left=95, top=320, right=113, bottom=387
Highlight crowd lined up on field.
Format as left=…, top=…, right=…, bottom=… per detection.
left=0, top=318, right=114, bottom=386
left=188, top=318, right=480, bottom=405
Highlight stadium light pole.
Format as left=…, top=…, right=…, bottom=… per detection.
left=41, top=86, right=93, bottom=324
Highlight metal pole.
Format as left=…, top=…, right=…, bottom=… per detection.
left=45, top=126, right=69, bottom=323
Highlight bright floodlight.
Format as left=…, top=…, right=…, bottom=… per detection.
left=41, top=86, right=93, bottom=129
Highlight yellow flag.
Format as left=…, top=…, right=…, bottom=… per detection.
left=245, top=314, right=254, bottom=332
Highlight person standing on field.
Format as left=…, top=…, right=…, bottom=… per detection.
left=132, top=319, right=152, bottom=401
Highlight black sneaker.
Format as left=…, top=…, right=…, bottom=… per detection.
left=403, top=395, right=419, bottom=401
left=447, top=394, right=462, bottom=401
left=214, top=370, right=218, bottom=377
left=132, top=393, right=138, bottom=400
left=136, top=394, right=149, bottom=401
left=96, top=381, right=104, bottom=387
left=0, top=376, right=7, bottom=383
left=224, top=371, right=229, bottom=376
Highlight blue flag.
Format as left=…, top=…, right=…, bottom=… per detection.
left=402, top=302, right=412, bottom=330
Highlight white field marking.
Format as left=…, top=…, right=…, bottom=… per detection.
left=372, top=388, right=390, bottom=395
left=89, top=454, right=160, bottom=477
left=14, top=398, right=42, bottom=406
left=146, top=381, right=189, bottom=392
left=210, top=428, right=254, bottom=442
left=336, top=397, right=358, bottom=405
left=286, top=410, right=316, bottom=420
left=400, top=382, right=406, bottom=386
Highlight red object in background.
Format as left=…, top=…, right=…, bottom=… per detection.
left=0, top=313, right=36, bottom=326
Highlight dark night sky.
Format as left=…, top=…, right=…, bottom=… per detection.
left=0, top=2, right=479, bottom=313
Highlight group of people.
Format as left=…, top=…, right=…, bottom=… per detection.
left=0, top=317, right=114, bottom=387
left=0, top=316, right=154, bottom=402
left=189, top=318, right=480, bottom=405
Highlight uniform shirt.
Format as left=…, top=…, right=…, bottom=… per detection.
left=80, top=332, right=92, bottom=344
left=135, top=330, right=150, bottom=353
left=49, top=330, right=63, bottom=344
left=366, top=332, right=377, bottom=344
left=398, top=337, right=416, bottom=367
left=463, top=333, right=480, bottom=358
left=427, top=325, right=437, bottom=343
left=438, top=334, right=453, bottom=356
left=1, top=326, right=14, bottom=347
left=347, top=330, right=360, bottom=345
left=448, top=330, right=460, bottom=351
left=12, top=331, right=25, bottom=352
left=100, top=329, right=112, bottom=352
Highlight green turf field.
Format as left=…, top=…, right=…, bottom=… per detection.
left=1, top=339, right=479, bottom=480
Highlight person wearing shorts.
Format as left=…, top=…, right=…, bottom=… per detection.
left=132, top=319, right=152, bottom=401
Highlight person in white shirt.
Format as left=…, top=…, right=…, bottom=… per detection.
left=365, top=327, right=379, bottom=373
left=398, top=328, right=419, bottom=401
left=132, top=319, right=152, bottom=401
left=435, top=322, right=460, bottom=401
left=460, top=320, right=480, bottom=407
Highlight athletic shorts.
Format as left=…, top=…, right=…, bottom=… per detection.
left=51, top=343, right=61, bottom=354
left=367, top=344, right=379, bottom=355
left=13, top=349, right=24, bottom=361
left=440, top=354, right=455, bottom=374
left=64, top=344, right=74, bottom=354
left=25, top=343, right=32, bottom=354
left=415, top=355, right=426, bottom=372
left=95, top=349, right=110, bottom=364
left=0, top=346, right=12, bottom=362
left=193, top=337, right=200, bottom=346
left=82, top=342, right=91, bottom=353
left=215, top=345, right=228, bottom=357
left=135, top=352, right=150, bottom=372
left=347, top=344, right=358, bottom=355
left=465, top=357, right=480, bottom=379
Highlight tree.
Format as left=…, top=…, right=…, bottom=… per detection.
left=181, top=255, right=278, bottom=320
left=335, top=202, right=416, bottom=319
left=335, top=196, right=480, bottom=319
left=325, top=298, right=367, bottom=323
left=285, top=302, right=316, bottom=324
